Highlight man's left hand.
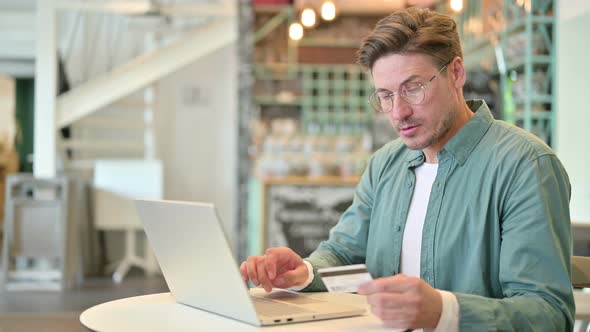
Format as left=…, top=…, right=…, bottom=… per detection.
left=357, top=274, right=442, bottom=330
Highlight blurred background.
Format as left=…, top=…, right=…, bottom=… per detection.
left=0, top=0, right=588, bottom=331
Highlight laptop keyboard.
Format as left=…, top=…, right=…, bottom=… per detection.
left=251, top=297, right=312, bottom=317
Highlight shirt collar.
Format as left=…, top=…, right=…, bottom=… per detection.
left=404, top=149, right=424, bottom=167
left=404, top=99, right=494, bottom=167
left=442, top=99, right=493, bottom=165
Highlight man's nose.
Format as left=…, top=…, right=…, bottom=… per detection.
left=388, top=94, right=412, bottom=122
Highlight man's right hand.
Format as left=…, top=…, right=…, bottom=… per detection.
left=240, top=247, right=309, bottom=292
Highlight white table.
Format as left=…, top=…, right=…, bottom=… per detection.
left=575, top=290, right=590, bottom=320
left=80, top=289, right=405, bottom=332
left=81, top=289, right=590, bottom=331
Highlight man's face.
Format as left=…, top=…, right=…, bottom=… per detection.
left=371, top=53, right=459, bottom=152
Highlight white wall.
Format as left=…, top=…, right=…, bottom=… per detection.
left=556, top=1, right=590, bottom=223
left=155, top=43, right=238, bottom=250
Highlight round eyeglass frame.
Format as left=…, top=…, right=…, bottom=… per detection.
left=368, top=61, right=451, bottom=113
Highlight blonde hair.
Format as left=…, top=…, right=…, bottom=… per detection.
left=357, top=7, right=463, bottom=70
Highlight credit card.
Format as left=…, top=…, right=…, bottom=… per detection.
left=318, top=264, right=373, bottom=293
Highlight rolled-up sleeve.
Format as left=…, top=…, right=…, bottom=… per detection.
left=303, top=154, right=377, bottom=292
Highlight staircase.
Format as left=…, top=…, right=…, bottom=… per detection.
left=57, top=12, right=165, bottom=176
left=0, top=0, right=238, bottom=283
left=62, top=91, right=154, bottom=175
left=0, top=0, right=236, bottom=176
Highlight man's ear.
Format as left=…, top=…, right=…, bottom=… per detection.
left=449, top=56, right=466, bottom=89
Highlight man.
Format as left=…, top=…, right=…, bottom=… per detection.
left=241, top=7, right=574, bottom=331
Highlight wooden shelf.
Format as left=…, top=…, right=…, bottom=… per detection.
left=255, top=95, right=302, bottom=106
left=261, top=175, right=360, bottom=186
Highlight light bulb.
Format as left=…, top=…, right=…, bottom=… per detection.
left=450, top=0, right=463, bottom=12
left=289, top=22, right=304, bottom=41
left=321, top=1, right=336, bottom=21
left=301, top=8, right=316, bottom=28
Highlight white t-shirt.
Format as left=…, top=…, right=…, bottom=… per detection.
left=399, top=162, right=459, bottom=332
left=401, top=162, right=438, bottom=277
left=299, top=162, right=459, bottom=331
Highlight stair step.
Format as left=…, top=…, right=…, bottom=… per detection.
left=60, top=140, right=144, bottom=151
left=111, top=99, right=147, bottom=109
left=76, top=118, right=146, bottom=130
left=95, top=107, right=147, bottom=118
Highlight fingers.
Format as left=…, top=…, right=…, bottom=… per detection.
left=358, top=276, right=443, bottom=329
left=240, top=247, right=305, bottom=292
left=273, top=262, right=309, bottom=288
left=357, top=274, right=414, bottom=295
left=243, top=256, right=275, bottom=292
left=245, top=256, right=260, bottom=286
left=256, top=258, right=274, bottom=292
left=372, top=306, right=407, bottom=321
left=239, top=262, right=248, bottom=282
left=264, top=249, right=279, bottom=280
left=365, top=292, right=414, bottom=329
left=382, top=318, right=413, bottom=330
left=370, top=299, right=417, bottom=330
left=264, top=247, right=302, bottom=278
left=365, top=292, right=406, bottom=308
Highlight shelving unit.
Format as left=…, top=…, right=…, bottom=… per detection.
left=502, top=0, right=555, bottom=145
left=300, top=65, right=374, bottom=132
left=248, top=5, right=399, bottom=256
left=457, top=0, right=556, bottom=146
left=254, top=63, right=374, bottom=132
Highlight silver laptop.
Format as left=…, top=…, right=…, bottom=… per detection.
left=135, top=199, right=366, bottom=326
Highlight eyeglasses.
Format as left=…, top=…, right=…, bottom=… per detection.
left=368, top=61, right=450, bottom=113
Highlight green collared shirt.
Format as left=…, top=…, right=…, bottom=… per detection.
left=305, top=100, right=574, bottom=331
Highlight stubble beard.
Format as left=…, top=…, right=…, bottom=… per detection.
left=401, top=107, right=458, bottom=151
